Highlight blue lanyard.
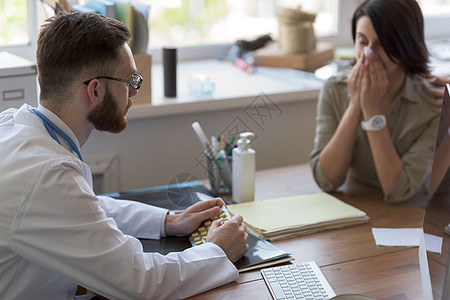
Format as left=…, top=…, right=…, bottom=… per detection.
left=29, top=108, right=83, bottom=161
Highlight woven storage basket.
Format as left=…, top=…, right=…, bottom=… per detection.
left=278, top=8, right=316, bottom=54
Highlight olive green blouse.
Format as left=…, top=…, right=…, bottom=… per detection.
left=310, top=74, right=440, bottom=204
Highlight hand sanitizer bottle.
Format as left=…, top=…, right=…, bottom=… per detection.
left=232, top=132, right=255, bottom=203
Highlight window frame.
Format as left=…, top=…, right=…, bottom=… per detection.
left=0, top=0, right=37, bottom=62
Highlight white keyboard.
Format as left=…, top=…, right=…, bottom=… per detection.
left=261, top=261, right=336, bottom=300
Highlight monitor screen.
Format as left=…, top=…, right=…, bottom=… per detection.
left=421, top=84, right=450, bottom=300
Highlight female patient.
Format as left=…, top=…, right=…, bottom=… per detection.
left=310, top=0, right=441, bottom=204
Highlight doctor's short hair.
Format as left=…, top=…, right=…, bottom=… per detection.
left=351, top=0, right=430, bottom=77
left=37, top=12, right=131, bottom=103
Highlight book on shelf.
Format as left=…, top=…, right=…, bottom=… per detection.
left=72, top=4, right=96, bottom=13
left=114, top=0, right=135, bottom=50
left=74, top=0, right=150, bottom=54
left=84, top=0, right=116, bottom=18
left=227, top=192, right=369, bottom=241
left=130, top=1, right=150, bottom=54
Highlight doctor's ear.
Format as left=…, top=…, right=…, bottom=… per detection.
left=84, top=79, right=105, bottom=105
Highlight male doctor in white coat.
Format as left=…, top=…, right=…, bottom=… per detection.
left=0, top=12, right=248, bottom=300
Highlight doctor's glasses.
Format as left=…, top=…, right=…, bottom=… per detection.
left=84, top=73, right=143, bottom=90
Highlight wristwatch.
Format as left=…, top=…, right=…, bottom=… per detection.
left=361, top=115, right=386, bottom=131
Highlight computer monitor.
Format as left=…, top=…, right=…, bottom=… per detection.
left=420, top=84, right=450, bottom=300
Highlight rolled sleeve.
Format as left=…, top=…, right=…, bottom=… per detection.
left=310, top=76, right=349, bottom=192
left=310, top=157, right=345, bottom=192
left=384, top=116, right=439, bottom=203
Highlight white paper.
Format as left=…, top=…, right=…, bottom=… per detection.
left=371, top=228, right=442, bottom=254
left=424, top=232, right=443, bottom=254
left=371, top=228, right=422, bottom=246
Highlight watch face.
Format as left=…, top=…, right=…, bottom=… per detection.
left=361, top=115, right=386, bottom=131
left=372, top=116, right=385, bottom=129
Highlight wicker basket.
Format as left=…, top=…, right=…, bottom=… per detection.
left=278, top=7, right=316, bottom=54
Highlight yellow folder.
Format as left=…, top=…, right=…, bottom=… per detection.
left=228, top=192, right=369, bottom=240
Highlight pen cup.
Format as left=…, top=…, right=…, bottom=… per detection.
left=206, top=153, right=232, bottom=196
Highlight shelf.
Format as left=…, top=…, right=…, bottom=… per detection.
left=127, top=59, right=324, bottom=120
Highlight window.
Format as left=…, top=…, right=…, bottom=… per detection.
left=136, top=0, right=338, bottom=49
left=139, top=0, right=450, bottom=50
left=2, top=0, right=449, bottom=62
left=419, top=0, right=450, bottom=40
left=0, top=0, right=30, bottom=47
left=0, top=0, right=37, bottom=61
left=419, top=0, right=450, bottom=14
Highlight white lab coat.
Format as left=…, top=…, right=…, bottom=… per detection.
left=0, top=104, right=238, bottom=300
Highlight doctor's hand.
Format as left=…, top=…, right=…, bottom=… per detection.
left=206, top=215, right=249, bottom=263
left=427, top=75, right=449, bottom=112
left=164, top=198, right=226, bottom=237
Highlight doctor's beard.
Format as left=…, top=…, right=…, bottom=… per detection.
left=88, top=87, right=133, bottom=133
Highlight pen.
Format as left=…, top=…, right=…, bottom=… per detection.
left=191, top=122, right=210, bottom=150
left=207, top=143, right=231, bottom=190
left=219, top=135, right=226, bottom=151
left=216, top=149, right=225, bottom=169
left=192, top=121, right=231, bottom=190
left=226, top=135, right=235, bottom=156
left=211, top=135, right=219, bottom=154
left=205, top=142, right=217, bottom=161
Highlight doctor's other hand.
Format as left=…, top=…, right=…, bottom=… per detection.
left=207, top=215, right=249, bottom=263
left=427, top=75, right=450, bottom=112
left=164, top=198, right=225, bottom=237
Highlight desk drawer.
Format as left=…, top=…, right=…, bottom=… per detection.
left=0, top=74, right=38, bottom=111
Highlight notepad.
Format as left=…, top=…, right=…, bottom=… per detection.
left=228, top=192, right=369, bottom=240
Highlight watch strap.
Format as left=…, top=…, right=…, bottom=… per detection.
left=361, top=115, right=386, bottom=131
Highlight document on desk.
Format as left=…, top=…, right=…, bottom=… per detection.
left=227, top=192, right=369, bottom=241
left=371, top=228, right=443, bottom=254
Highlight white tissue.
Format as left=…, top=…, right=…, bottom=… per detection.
left=364, top=46, right=373, bottom=57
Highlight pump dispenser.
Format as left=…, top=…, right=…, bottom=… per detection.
left=232, top=132, right=255, bottom=203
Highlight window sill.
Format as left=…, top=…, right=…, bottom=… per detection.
left=126, top=59, right=324, bottom=120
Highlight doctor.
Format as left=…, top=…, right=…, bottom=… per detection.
left=0, top=12, right=248, bottom=300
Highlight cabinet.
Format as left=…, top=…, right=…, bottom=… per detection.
left=0, top=52, right=37, bottom=111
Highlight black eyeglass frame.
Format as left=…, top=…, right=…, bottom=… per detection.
left=83, top=73, right=143, bottom=90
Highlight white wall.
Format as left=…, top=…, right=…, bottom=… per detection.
left=81, top=95, right=318, bottom=192
left=6, top=0, right=449, bottom=194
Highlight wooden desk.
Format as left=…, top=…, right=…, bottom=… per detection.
left=190, top=164, right=435, bottom=299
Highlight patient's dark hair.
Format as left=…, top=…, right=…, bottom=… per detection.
left=351, top=0, right=429, bottom=77
left=37, top=12, right=131, bottom=103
